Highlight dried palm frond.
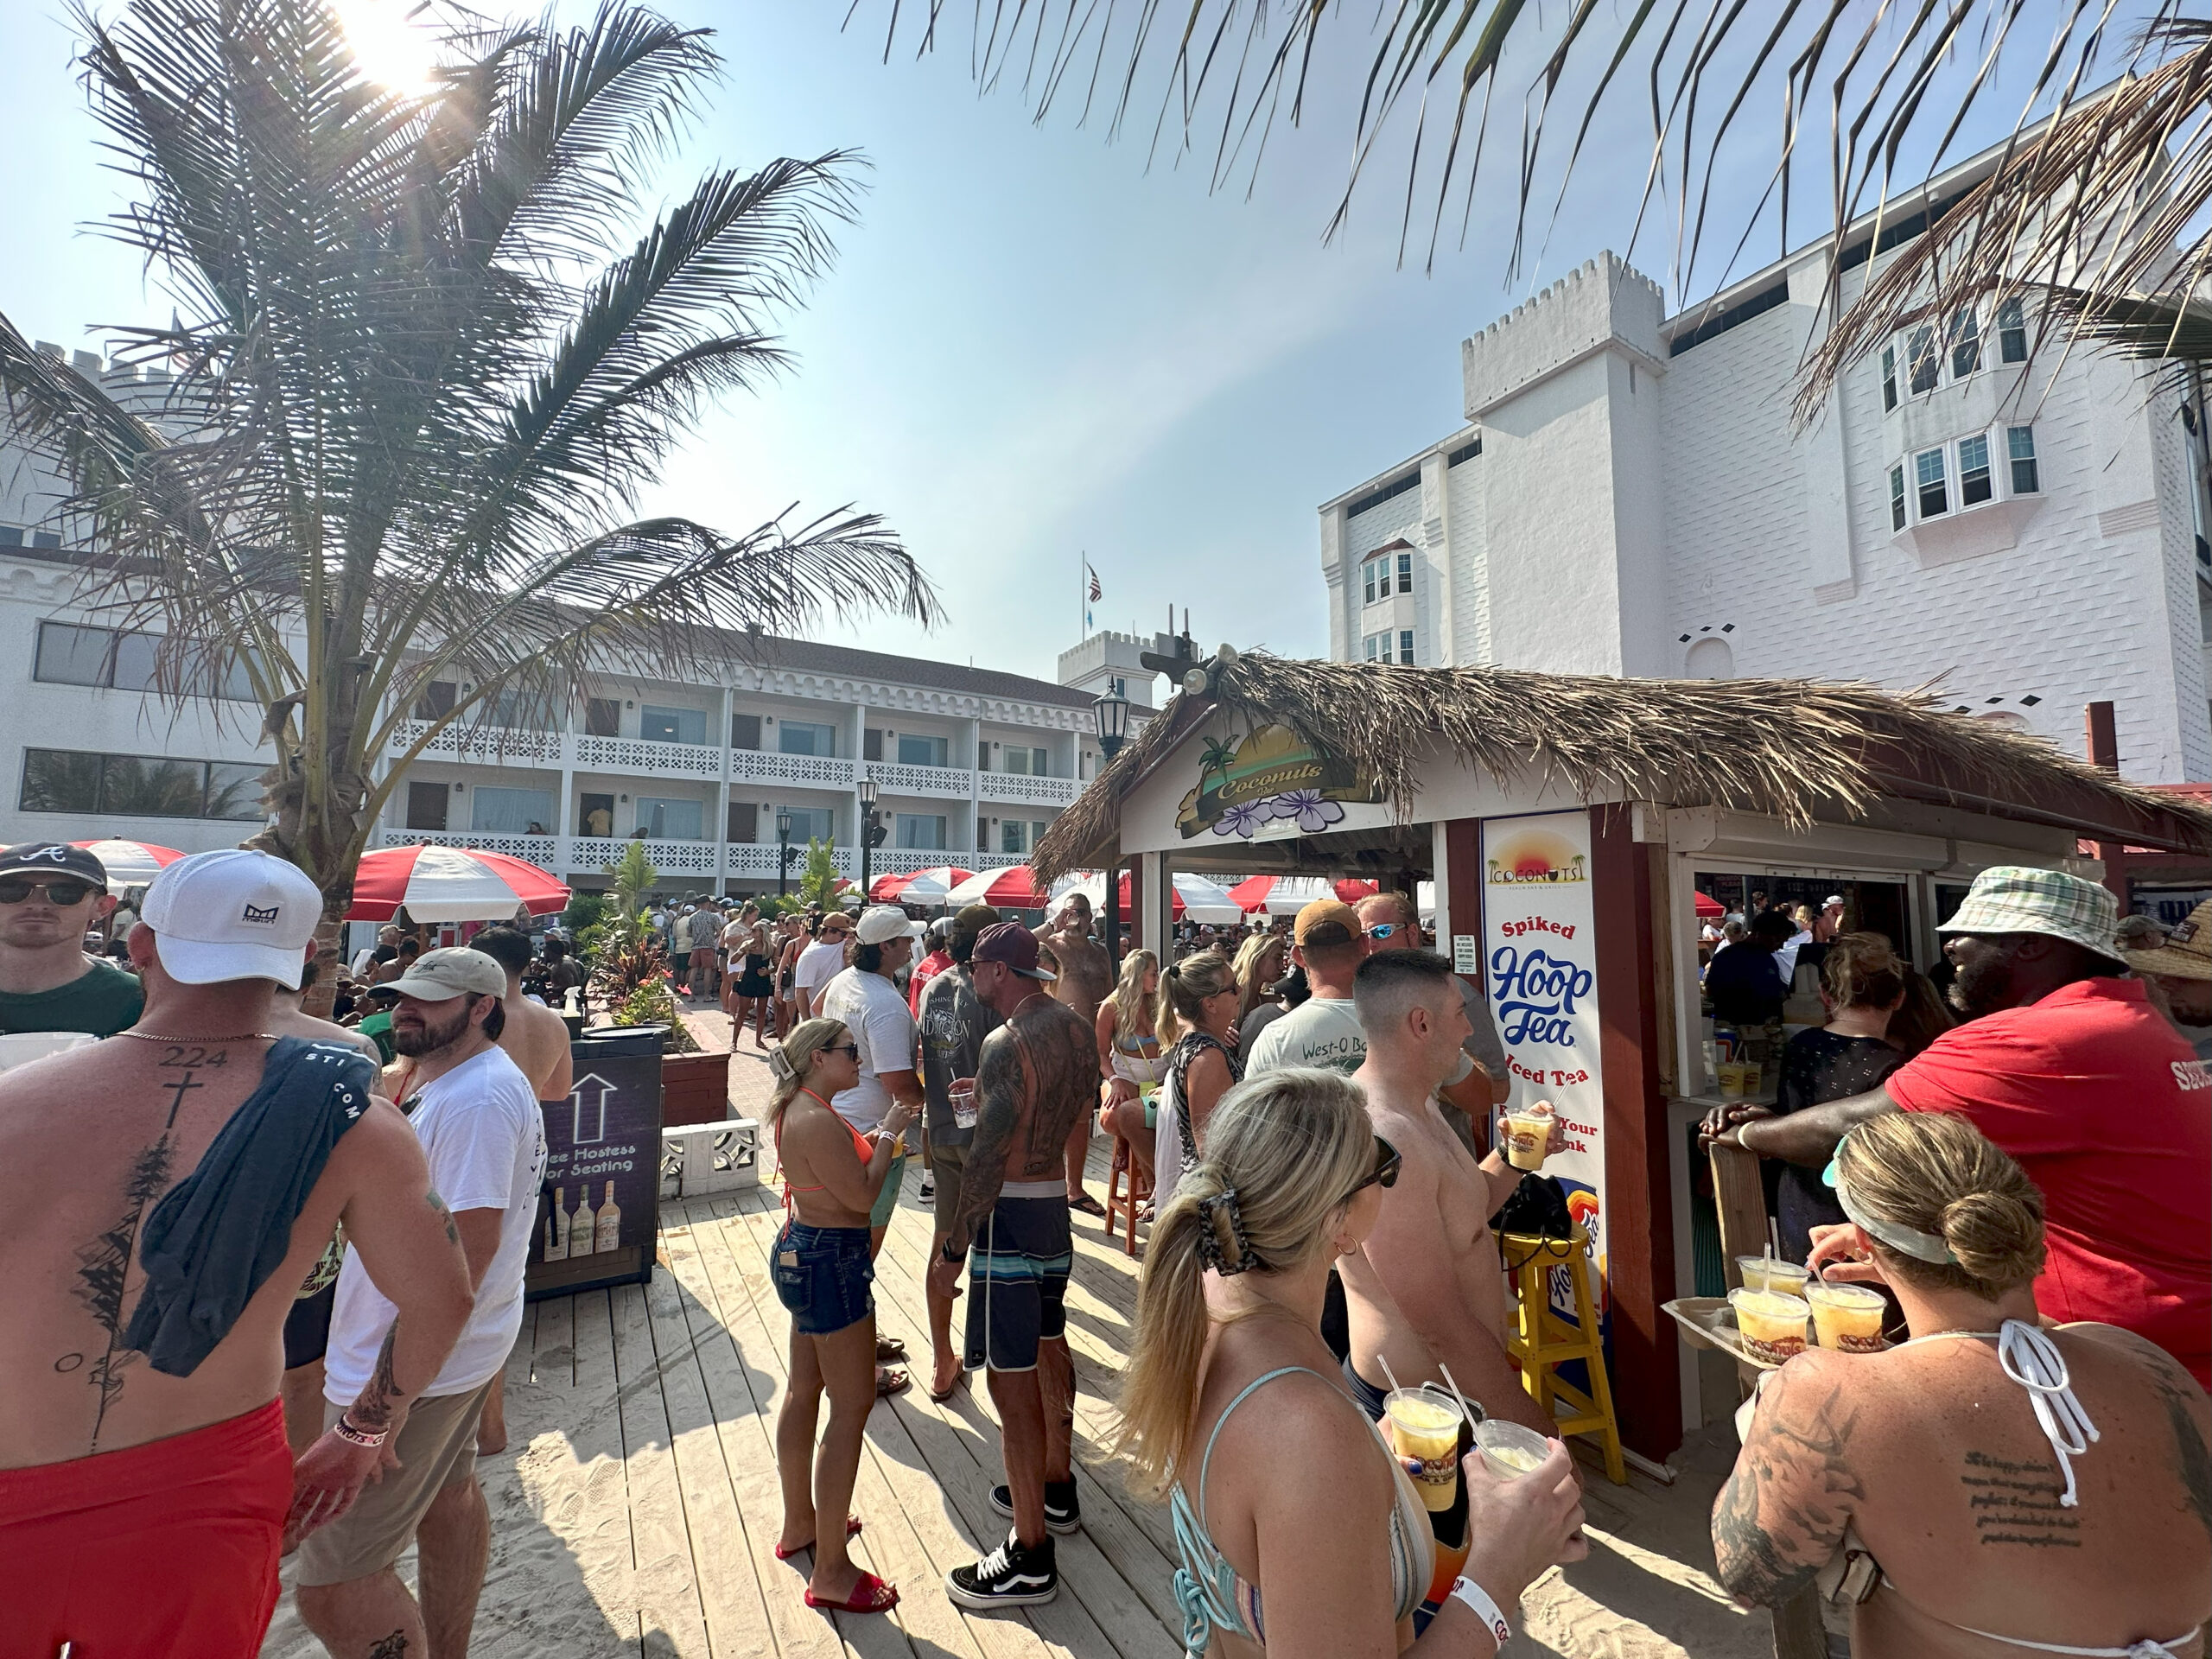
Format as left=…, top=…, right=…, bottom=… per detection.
left=1033, top=652, right=2212, bottom=880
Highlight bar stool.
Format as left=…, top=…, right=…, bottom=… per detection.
left=1499, top=1225, right=1627, bottom=1484
left=1105, top=1132, right=1149, bottom=1255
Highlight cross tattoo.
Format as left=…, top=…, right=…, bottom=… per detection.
left=160, top=1069, right=203, bottom=1129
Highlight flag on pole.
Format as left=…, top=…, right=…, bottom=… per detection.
left=1083, top=558, right=1100, bottom=633
left=1087, top=563, right=1103, bottom=603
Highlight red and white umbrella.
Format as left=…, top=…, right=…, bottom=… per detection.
left=1694, top=890, right=1726, bottom=918
left=1055, top=870, right=1243, bottom=925
left=868, top=865, right=976, bottom=906
left=1228, top=874, right=1379, bottom=916
left=943, top=865, right=1050, bottom=911
left=347, top=842, right=570, bottom=924
left=73, top=838, right=185, bottom=888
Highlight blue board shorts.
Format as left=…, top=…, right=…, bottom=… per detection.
left=964, top=1187, right=1072, bottom=1374
left=771, top=1221, right=874, bottom=1335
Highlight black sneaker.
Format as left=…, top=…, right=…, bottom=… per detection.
left=918, top=1173, right=935, bottom=1199
left=989, top=1476, right=1080, bottom=1535
left=945, top=1529, right=1058, bottom=1607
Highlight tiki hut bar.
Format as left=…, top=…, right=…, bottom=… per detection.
left=1032, top=652, right=2212, bottom=1462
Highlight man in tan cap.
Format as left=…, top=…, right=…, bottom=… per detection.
left=1243, top=899, right=1369, bottom=1077
left=2120, top=899, right=2212, bottom=1059
left=792, top=908, right=855, bottom=1022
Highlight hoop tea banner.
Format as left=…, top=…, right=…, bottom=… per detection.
left=1482, top=810, right=1609, bottom=1321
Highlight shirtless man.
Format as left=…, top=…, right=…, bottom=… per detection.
left=467, top=925, right=575, bottom=1454
left=1033, top=892, right=1110, bottom=1217
left=1348, top=948, right=1564, bottom=1435
left=929, top=923, right=1095, bottom=1607
left=0, top=850, right=474, bottom=1653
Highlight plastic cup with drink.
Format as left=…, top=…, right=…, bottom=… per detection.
left=1383, top=1385, right=1466, bottom=1512
left=1728, top=1287, right=1812, bottom=1365
left=1471, top=1419, right=1552, bottom=1481
left=1500, top=1102, right=1554, bottom=1173
left=948, top=1077, right=977, bottom=1131
left=1807, top=1281, right=1889, bottom=1352
left=1735, top=1255, right=1810, bottom=1298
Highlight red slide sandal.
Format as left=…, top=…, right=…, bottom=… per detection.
left=775, top=1516, right=862, bottom=1560
left=804, top=1572, right=899, bottom=1614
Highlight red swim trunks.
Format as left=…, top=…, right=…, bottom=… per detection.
left=0, top=1397, right=291, bottom=1657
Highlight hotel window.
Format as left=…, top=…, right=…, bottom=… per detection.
left=895, top=812, right=946, bottom=850
left=1890, top=465, right=1907, bottom=531
left=21, top=749, right=264, bottom=821
left=1361, top=556, right=1389, bottom=604
left=1880, top=346, right=1897, bottom=411
left=780, top=805, right=833, bottom=843
left=1907, top=325, right=1940, bottom=395
left=1363, top=631, right=1387, bottom=661
left=1916, top=448, right=1948, bottom=518
left=1949, top=307, right=1981, bottom=378
left=1398, top=631, right=1415, bottom=665
left=636, top=797, right=705, bottom=840
left=1958, top=433, right=1993, bottom=506
left=897, top=732, right=949, bottom=767
left=639, top=704, right=707, bottom=745
left=1998, top=297, right=2028, bottom=363
left=2008, top=426, right=2039, bottom=494
left=778, top=720, right=836, bottom=757
left=471, top=786, right=554, bottom=834
left=1395, top=551, right=1414, bottom=593
left=32, top=621, right=256, bottom=699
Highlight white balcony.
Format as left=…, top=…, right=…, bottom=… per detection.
left=978, top=770, right=1081, bottom=808
left=388, top=720, right=566, bottom=767
left=373, top=828, right=560, bottom=864
left=868, top=760, right=974, bottom=801
left=571, top=734, right=724, bottom=780
left=566, top=835, right=721, bottom=878
left=728, top=747, right=856, bottom=788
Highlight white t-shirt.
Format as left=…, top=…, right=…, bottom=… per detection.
left=324, top=1045, right=547, bottom=1402
left=1243, top=995, right=1366, bottom=1077
left=793, top=938, right=847, bottom=1008
left=817, top=966, right=917, bottom=1133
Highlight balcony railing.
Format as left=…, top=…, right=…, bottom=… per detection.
left=728, top=747, right=855, bottom=787
left=366, top=830, right=1056, bottom=886
left=374, top=829, right=560, bottom=864
left=572, top=734, right=724, bottom=779
left=867, top=760, right=974, bottom=800
left=977, top=770, right=1081, bottom=807
left=388, top=720, right=566, bottom=766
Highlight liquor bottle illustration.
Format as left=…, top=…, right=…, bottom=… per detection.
left=543, top=1186, right=569, bottom=1262
left=593, top=1179, right=621, bottom=1252
left=570, top=1185, right=597, bottom=1256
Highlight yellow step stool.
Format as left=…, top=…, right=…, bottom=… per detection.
left=1500, top=1226, right=1626, bottom=1484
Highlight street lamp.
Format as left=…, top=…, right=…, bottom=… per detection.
left=775, top=809, right=793, bottom=899
left=1093, top=691, right=1131, bottom=967
left=857, top=772, right=880, bottom=897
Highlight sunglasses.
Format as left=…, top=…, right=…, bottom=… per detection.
left=1363, top=923, right=1403, bottom=942
left=822, top=1042, right=860, bottom=1060
left=1343, top=1135, right=1401, bottom=1204
left=0, top=879, right=99, bottom=906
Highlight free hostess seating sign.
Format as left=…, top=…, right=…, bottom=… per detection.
left=1482, top=810, right=1609, bottom=1322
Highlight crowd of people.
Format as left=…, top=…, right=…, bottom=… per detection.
left=1, top=836, right=2204, bottom=1659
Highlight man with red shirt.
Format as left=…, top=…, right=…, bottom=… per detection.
left=1716, top=866, right=2212, bottom=1388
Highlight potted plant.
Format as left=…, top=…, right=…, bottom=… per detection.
left=587, top=845, right=729, bottom=1127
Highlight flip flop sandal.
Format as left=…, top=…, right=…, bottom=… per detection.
left=1069, top=1192, right=1108, bottom=1218
left=775, top=1516, right=862, bottom=1560
left=876, top=1365, right=911, bottom=1398
left=927, top=1363, right=965, bottom=1404
left=874, top=1335, right=907, bottom=1362
left=804, top=1571, right=899, bottom=1614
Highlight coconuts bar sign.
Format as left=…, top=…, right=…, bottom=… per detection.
left=1176, top=721, right=1391, bottom=845
left=1481, top=810, right=1611, bottom=1323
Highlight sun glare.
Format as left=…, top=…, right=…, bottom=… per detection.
left=334, top=0, right=439, bottom=96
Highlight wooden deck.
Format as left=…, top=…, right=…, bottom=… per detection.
left=260, top=1039, right=1780, bottom=1659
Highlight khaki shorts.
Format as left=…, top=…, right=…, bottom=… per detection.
left=931, top=1142, right=969, bottom=1230
left=294, top=1381, right=493, bottom=1586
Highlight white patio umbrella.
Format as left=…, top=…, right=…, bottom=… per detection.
left=1058, top=870, right=1244, bottom=925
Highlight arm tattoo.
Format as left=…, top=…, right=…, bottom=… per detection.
left=349, top=1324, right=405, bottom=1430
left=944, top=1001, right=1098, bottom=1251
left=425, top=1188, right=459, bottom=1247
left=944, top=1030, right=1023, bottom=1254
left=2142, top=1347, right=2212, bottom=1541
left=1711, top=1368, right=1863, bottom=1605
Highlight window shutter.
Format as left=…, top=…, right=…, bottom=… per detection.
left=730, top=712, right=761, bottom=750
left=728, top=800, right=759, bottom=842
left=864, top=728, right=883, bottom=762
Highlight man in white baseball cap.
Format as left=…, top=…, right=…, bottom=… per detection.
left=296, top=944, right=548, bottom=1656
left=0, top=849, right=474, bottom=1653
left=818, top=905, right=925, bottom=1395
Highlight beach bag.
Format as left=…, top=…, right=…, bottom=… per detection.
left=1489, top=1172, right=1572, bottom=1241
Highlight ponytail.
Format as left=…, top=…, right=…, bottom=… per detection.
left=1157, top=949, right=1235, bottom=1046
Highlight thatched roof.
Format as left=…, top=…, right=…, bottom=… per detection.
left=1033, top=654, right=2212, bottom=880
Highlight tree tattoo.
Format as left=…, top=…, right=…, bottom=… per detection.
left=1711, top=1368, right=1864, bottom=1605
left=72, top=1061, right=208, bottom=1450
left=943, top=996, right=1096, bottom=1252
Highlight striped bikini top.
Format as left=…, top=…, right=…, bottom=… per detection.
left=1170, top=1365, right=1431, bottom=1652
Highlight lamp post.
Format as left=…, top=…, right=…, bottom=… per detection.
left=857, top=772, right=880, bottom=898
left=775, top=809, right=792, bottom=900
left=1092, top=691, right=1130, bottom=967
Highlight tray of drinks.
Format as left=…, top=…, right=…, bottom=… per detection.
left=1667, top=1282, right=1893, bottom=1370
left=1664, top=1296, right=1783, bottom=1371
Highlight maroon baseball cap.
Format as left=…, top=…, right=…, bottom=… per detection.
left=972, top=921, right=1056, bottom=981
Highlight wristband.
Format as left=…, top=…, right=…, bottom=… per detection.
left=331, top=1414, right=389, bottom=1449
left=1447, top=1576, right=1512, bottom=1650
left=943, top=1238, right=964, bottom=1263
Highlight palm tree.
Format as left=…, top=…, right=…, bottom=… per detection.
left=872, top=4, right=2209, bottom=406
left=0, top=0, right=934, bottom=990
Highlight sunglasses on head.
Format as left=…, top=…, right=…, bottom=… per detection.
left=0, top=878, right=99, bottom=906
left=1343, top=1135, right=1401, bottom=1204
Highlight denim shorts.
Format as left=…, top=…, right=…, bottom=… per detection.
left=772, top=1221, right=874, bottom=1335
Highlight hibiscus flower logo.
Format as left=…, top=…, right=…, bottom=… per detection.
left=1211, top=798, right=1274, bottom=838
left=1269, top=790, right=1344, bottom=833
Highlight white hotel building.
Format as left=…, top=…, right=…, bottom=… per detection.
left=0, top=347, right=1153, bottom=893
left=1320, top=140, right=2212, bottom=785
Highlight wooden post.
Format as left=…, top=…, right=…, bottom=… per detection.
left=2085, top=702, right=2131, bottom=912
left=1589, top=804, right=1682, bottom=1459
left=1443, top=817, right=1484, bottom=992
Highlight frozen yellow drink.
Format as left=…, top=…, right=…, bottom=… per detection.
left=1502, top=1109, right=1552, bottom=1172
left=1472, top=1419, right=1551, bottom=1482
left=1729, top=1287, right=1811, bottom=1364
left=1736, top=1256, right=1810, bottom=1297
left=1384, top=1388, right=1464, bottom=1511
left=1807, top=1281, right=1889, bottom=1352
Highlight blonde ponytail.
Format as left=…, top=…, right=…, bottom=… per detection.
left=1157, top=949, right=1235, bottom=1046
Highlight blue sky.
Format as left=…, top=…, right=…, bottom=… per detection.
left=0, top=3, right=2059, bottom=688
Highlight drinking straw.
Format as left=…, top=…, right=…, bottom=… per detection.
left=1767, top=1219, right=1782, bottom=1265
left=1376, top=1355, right=1402, bottom=1395
left=1436, top=1363, right=1478, bottom=1427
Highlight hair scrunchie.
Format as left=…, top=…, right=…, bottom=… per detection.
left=1193, top=1187, right=1262, bottom=1276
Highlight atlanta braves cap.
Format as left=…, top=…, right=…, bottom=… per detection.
left=0, top=841, right=109, bottom=887
left=140, top=849, right=322, bottom=988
